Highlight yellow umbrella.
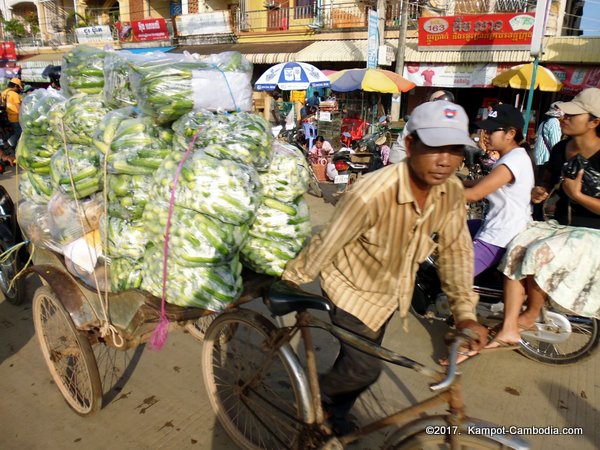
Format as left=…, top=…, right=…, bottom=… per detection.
left=492, top=63, right=563, bottom=92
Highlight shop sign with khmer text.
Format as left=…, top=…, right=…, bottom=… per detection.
left=418, top=13, right=535, bottom=51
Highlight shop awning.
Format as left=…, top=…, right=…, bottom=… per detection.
left=296, top=39, right=532, bottom=64
left=169, top=42, right=311, bottom=64
left=296, top=36, right=600, bottom=65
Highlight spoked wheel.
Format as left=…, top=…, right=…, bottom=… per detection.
left=518, top=311, right=600, bottom=365
left=387, top=432, right=510, bottom=449
left=185, top=313, right=219, bottom=342
left=202, top=309, right=311, bottom=450
left=32, top=286, right=102, bottom=416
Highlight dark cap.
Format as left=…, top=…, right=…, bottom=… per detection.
left=476, top=104, right=524, bottom=131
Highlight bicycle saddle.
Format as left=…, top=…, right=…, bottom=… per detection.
left=265, top=280, right=332, bottom=316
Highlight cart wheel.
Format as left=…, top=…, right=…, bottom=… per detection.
left=32, top=286, right=102, bottom=416
left=185, top=313, right=219, bottom=342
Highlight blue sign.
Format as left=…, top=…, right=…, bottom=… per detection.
left=170, top=0, right=182, bottom=17
left=367, top=10, right=379, bottom=69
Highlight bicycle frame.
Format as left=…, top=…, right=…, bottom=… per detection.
left=271, top=311, right=464, bottom=445
left=264, top=309, right=529, bottom=450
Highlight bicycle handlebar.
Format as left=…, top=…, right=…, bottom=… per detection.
left=429, top=329, right=478, bottom=392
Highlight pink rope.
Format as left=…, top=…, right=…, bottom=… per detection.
left=149, top=130, right=202, bottom=350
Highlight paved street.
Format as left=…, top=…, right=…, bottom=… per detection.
left=1, top=170, right=599, bottom=450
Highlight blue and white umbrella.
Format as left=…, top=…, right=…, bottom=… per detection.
left=254, top=62, right=331, bottom=91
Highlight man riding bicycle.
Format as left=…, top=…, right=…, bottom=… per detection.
left=282, top=100, right=488, bottom=436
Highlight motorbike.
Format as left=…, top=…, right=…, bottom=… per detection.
left=411, top=147, right=599, bottom=365
left=331, top=124, right=389, bottom=195
left=411, top=253, right=600, bottom=365
left=0, top=185, right=27, bottom=304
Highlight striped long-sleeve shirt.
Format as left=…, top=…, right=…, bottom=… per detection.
left=533, top=117, right=562, bottom=166
left=283, top=161, right=478, bottom=331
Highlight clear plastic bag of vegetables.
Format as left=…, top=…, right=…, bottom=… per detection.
left=19, top=88, right=66, bottom=135
left=47, top=192, right=103, bottom=245
left=50, top=145, right=103, bottom=199
left=47, top=99, right=67, bottom=137
left=241, top=236, right=307, bottom=277
left=16, top=132, right=61, bottom=175
left=141, top=244, right=243, bottom=310
left=103, top=50, right=138, bottom=109
left=61, top=94, right=111, bottom=145
left=172, top=110, right=273, bottom=170
left=110, top=257, right=143, bottom=291
left=92, top=107, right=138, bottom=154
left=102, top=216, right=148, bottom=259
left=248, top=197, right=311, bottom=242
left=18, top=171, right=53, bottom=203
left=129, top=51, right=252, bottom=125
left=260, top=141, right=311, bottom=202
left=17, top=200, right=60, bottom=252
left=61, top=45, right=105, bottom=97
left=106, top=115, right=172, bottom=174
left=143, top=201, right=249, bottom=266
left=107, top=173, right=153, bottom=220
left=152, top=152, right=261, bottom=225
left=240, top=197, right=311, bottom=276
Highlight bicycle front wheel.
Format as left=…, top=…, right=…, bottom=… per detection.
left=389, top=432, right=510, bottom=449
left=202, top=309, right=310, bottom=450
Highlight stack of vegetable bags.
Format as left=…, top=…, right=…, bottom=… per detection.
left=16, top=89, right=66, bottom=251
left=140, top=111, right=267, bottom=309
left=241, top=141, right=312, bottom=276
left=17, top=89, right=65, bottom=204
left=16, top=46, right=314, bottom=314
left=60, top=45, right=105, bottom=97
left=96, top=108, right=172, bottom=290
left=129, top=51, right=253, bottom=124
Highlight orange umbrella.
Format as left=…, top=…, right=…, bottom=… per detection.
left=328, top=68, right=416, bottom=93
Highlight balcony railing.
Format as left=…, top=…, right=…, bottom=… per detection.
left=234, top=1, right=421, bottom=33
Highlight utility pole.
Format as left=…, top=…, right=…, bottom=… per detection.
left=391, top=0, right=409, bottom=121
left=377, top=0, right=386, bottom=49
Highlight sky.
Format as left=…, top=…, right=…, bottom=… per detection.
left=581, top=1, right=600, bottom=36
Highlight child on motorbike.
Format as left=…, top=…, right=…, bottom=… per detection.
left=488, top=88, right=600, bottom=350
left=464, top=104, right=535, bottom=276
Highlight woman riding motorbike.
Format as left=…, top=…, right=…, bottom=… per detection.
left=489, top=88, right=600, bottom=350
left=464, top=104, right=535, bottom=276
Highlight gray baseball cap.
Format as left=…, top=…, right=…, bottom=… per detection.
left=405, top=100, right=475, bottom=147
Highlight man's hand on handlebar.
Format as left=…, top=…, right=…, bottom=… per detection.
left=440, top=319, right=489, bottom=366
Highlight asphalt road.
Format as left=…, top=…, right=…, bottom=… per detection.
left=1, top=170, right=599, bottom=450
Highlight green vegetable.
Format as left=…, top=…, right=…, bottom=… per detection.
left=140, top=245, right=243, bottom=310
left=62, top=45, right=105, bottom=97
left=172, top=111, right=273, bottom=170
left=151, top=152, right=261, bottom=225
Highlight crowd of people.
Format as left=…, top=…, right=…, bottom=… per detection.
left=282, top=87, right=600, bottom=433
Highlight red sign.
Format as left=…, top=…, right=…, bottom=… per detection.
left=117, top=18, right=169, bottom=42
left=546, top=64, right=600, bottom=96
left=0, top=42, right=17, bottom=61
left=418, top=13, right=535, bottom=51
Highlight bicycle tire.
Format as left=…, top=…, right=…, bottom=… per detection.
left=518, top=313, right=600, bottom=365
left=32, top=286, right=102, bottom=416
left=384, top=415, right=528, bottom=450
left=388, top=431, right=510, bottom=449
left=202, top=309, right=311, bottom=450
